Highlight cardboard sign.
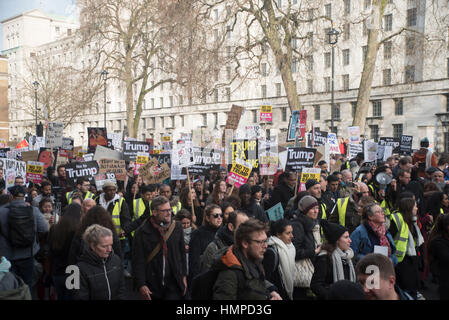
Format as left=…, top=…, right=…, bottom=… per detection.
left=139, top=158, right=171, bottom=184
left=46, top=122, right=64, bottom=148
left=364, top=140, right=378, bottom=163
left=174, top=141, right=195, bottom=168
left=21, top=150, right=39, bottom=163
left=348, top=126, right=360, bottom=144
left=227, top=139, right=259, bottom=172
left=245, top=125, right=261, bottom=140
left=379, top=137, right=400, bottom=154
left=87, top=127, right=108, bottom=153
left=65, top=161, right=99, bottom=185
left=134, top=152, right=150, bottom=175
left=285, top=147, right=316, bottom=172
left=327, top=133, right=341, bottom=154
left=83, top=153, right=94, bottom=162
left=399, top=135, right=413, bottom=155
left=260, top=105, right=272, bottom=123
left=28, top=136, right=46, bottom=151
left=5, top=168, right=15, bottom=191
left=259, top=152, right=279, bottom=176
left=94, top=173, right=117, bottom=190
left=266, top=202, right=284, bottom=222
left=55, top=150, right=69, bottom=168
left=98, top=159, right=127, bottom=181
left=0, top=159, right=27, bottom=181
left=94, top=145, right=122, bottom=161
left=348, top=143, right=363, bottom=160
left=123, top=141, right=152, bottom=162
left=26, top=161, right=44, bottom=184
left=222, top=105, right=244, bottom=146
left=226, top=158, right=253, bottom=187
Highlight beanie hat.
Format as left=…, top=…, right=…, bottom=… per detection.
left=8, top=185, right=27, bottom=197
left=239, top=184, right=251, bottom=195
left=305, top=179, right=320, bottom=190
left=298, top=195, right=319, bottom=213
left=102, top=181, right=117, bottom=190
left=327, top=280, right=365, bottom=300
left=321, top=220, right=348, bottom=244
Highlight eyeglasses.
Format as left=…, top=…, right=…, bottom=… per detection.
left=158, top=209, right=173, bottom=214
left=211, top=213, right=223, bottom=219
left=249, top=238, right=268, bottom=246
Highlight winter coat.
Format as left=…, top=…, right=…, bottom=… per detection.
left=291, top=214, right=320, bottom=262
left=189, top=224, right=220, bottom=281
left=267, top=181, right=295, bottom=211
left=328, top=196, right=361, bottom=234
left=132, top=220, right=187, bottom=298
left=262, top=245, right=290, bottom=300
left=240, top=199, right=268, bottom=222
left=429, top=235, right=449, bottom=300
left=350, top=222, right=398, bottom=266
left=73, top=248, right=126, bottom=300
left=200, top=225, right=234, bottom=273
left=0, top=272, right=31, bottom=300
left=212, top=245, right=275, bottom=300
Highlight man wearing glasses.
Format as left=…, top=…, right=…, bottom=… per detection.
left=212, top=218, right=282, bottom=300
left=132, top=196, right=187, bottom=300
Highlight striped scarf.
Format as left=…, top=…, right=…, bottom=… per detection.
left=368, top=221, right=391, bottom=257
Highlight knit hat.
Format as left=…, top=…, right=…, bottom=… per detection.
left=321, top=220, right=348, bottom=244
left=102, top=181, right=117, bottom=190
left=8, top=185, right=27, bottom=197
left=327, top=280, right=365, bottom=300
left=305, top=179, right=320, bottom=190
left=239, top=184, right=251, bottom=195
left=298, top=195, right=319, bottom=213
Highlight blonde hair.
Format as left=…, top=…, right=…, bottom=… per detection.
left=82, top=224, right=112, bottom=247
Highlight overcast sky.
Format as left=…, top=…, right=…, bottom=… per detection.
left=0, top=0, right=77, bottom=51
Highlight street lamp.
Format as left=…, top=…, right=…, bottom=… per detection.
left=101, top=70, right=109, bottom=129
left=32, top=81, right=40, bottom=135
left=327, top=28, right=339, bottom=134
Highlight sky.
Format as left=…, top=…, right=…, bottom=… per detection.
left=0, top=0, right=77, bottom=51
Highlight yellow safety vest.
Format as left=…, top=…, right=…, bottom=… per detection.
left=368, top=184, right=376, bottom=197
left=380, top=199, right=391, bottom=218
left=440, top=208, right=444, bottom=215
left=390, top=212, right=410, bottom=263
left=171, top=201, right=182, bottom=215
left=320, top=202, right=327, bottom=241
left=336, top=197, right=350, bottom=227
left=111, top=198, right=126, bottom=240
left=131, top=198, right=152, bottom=237
left=66, top=191, right=96, bottom=204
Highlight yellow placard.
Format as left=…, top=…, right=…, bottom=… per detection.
left=260, top=105, right=272, bottom=113
left=136, top=155, right=149, bottom=165
left=27, top=164, right=44, bottom=175
left=162, top=136, right=171, bottom=142
left=231, top=163, right=251, bottom=179
left=300, top=172, right=320, bottom=184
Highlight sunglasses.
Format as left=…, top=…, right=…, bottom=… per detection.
left=211, top=213, right=223, bottom=219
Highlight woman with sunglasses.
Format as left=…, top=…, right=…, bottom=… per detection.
left=188, top=204, right=223, bottom=284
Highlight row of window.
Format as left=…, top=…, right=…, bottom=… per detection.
left=370, top=123, right=403, bottom=141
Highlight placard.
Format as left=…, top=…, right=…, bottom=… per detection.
left=181, top=148, right=222, bottom=175
left=98, top=159, right=127, bottom=181
left=399, top=135, right=413, bottom=155
left=62, top=137, right=74, bottom=151
left=285, top=147, right=316, bottom=172
left=245, top=125, right=261, bottom=140
left=21, top=150, right=39, bottom=163
left=312, top=130, right=328, bottom=147
left=94, top=173, right=117, bottom=190
left=287, top=110, right=300, bottom=142
left=139, top=158, right=171, bottom=184
left=364, top=140, right=378, bottom=163
left=37, top=148, right=57, bottom=170
left=260, top=105, right=272, bottom=123
left=174, top=141, right=195, bottom=168
left=348, top=126, right=361, bottom=144
left=87, top=127, right=108, bottom=153
left=46, top=122, right=64, bottom=148
left=226, top=139, right=259, bottom=172
left=348, top=143, right=363, bottom=160
left=0, top=148, right=10, bottom=158
left=327, top=133, right=341, bottom=154
left=266, top=202, right=284, bottom=222
left=222, top=105, right=244, bottom=146
left=379, top=137, right=400, bottom=154
left=94, top=145, right=122, bottom=161
left=65, top=161, right=99, bottom=185
left=26, top=161, right=44, bottom=184
left=107, top=132, right=123, bottom=151
left=0, top=158, right=27, bottom=181
left=226, top=158, right=252, bottom=188
left=123, top=141, right=152, bottom=162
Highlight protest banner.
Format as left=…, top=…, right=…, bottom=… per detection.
left=98, top=159, right=127, bottom=181
left=134, top=152, right=150, bottom=175
left=94, top=173, right=117, bottom=190
left=0, top=158, right=27, bottom=181
left=0, top=148, right=10, bottom=158
left=285, top=147, right=316, bottom=172
left=266, top=202, right=284, bottom=222
left=107, top=132, right=123, bottom=151
left=287, top=110, right=300, bottom=142
left=62, top=137, right=74, bottom=151
left=348, top=126, right=361, bottom=144
left=222, top=105, right=244, bottom=146
left=94, top=145, right=122, bottom=161
left=226, top=139, right=259, bottom=172
left=399, top=135, right=413, bottom=155
left=260, top=105, right=273, bottom=123
left=226, top=158, right=253, bottom=188
left=348, top=143, right=363, bottom=160
left=21, top=150, right=39, bottom=163
left=245, top=125, right=261, bottom=140
left=28, top=136, right=45, bottom=151
left=312, top=130, right=328, bottom=147
left=123, top=140, right=152, bottom=162
left=379, top=137, right=400, bottom=154
left=46, top=122, right=64, bottom=148
left=26, top=161, right=44, bottom=184
left=87, top=127, right=108, bottom=153
left=181, top=147, right=222, bottom=175
left=83, top=153, right=94, bottom=162
left=37, top=148, right=57, bottom=170
left=5, top=168, right=15, bottom=191
left=139, top=157, right=171, bottom=185
left=364, top=140, right=378, bottom=163
left=174, top=141, right=195, bottom=168
left=327, top=133, right=341, bottom=154
left=65, top=161, right=99, bottom=185
left=300, top=168, right=321, bottom=191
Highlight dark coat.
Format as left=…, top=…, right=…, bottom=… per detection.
left=429, top=235, right=449, bottom=300
left=262, top=245, right=290, bottom=300
left=131, top=220, right=187, bottom=298
left=240, top=199, right=268, bottom=222
left=200, top=225, right=234, bottom=273
left=291, top=214, right=319, bottom=262
left=188, top=224, right=220, bottom=281
left=267, top=181, right=295, bottom=211
left=73, top=248, right=126, bottom=300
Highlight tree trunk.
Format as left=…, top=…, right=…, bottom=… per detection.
left=125, top=55, right=135, bottom=138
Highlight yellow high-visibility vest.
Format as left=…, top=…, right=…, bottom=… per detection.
left=390, top=212, right=409, bottom=263
left=111, top=198, right=126, bottom=240
left=337, top=197, right=350, bottom=227
left=66, top=191, right=96, bottom=204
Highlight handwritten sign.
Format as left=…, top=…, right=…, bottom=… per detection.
left=46, top=122, right=64, bottom=148
left=222, top=105, right=244, bottom=146
left=139, top=158, right=171, bottom=184
left=348, top=126, right=360, bottom=144
left=98, top=159, right=126, bottom=181
left=266, top=202, right=284, bottom=222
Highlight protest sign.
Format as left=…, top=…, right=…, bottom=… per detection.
left=285, top=147, right=316, bottom=172
left=313, top=130, right=328, bottom=147
left=266, top=202, right=284, bottom=222
left=0, top=148, right=10, bottom=158
left=94, top=145, right=122, bottom=161
left=348, top=143, right=363, bottom=160
left=26, top=161, right=44, bottom=184
left=87, top=127, right=108, bottom=153
left=383, top=146, right=393, bottom=161
left=134, top=152, right=150, bottom=175
left=5, top=168, right=15, bottom=190
left=399, top=135, right=413, bottom=155
left=379, top=137, right=400, bottom=154
left=0, top=140, right=6, bottom=148
left=245, top=125, right=261, bottom=140
left=28, top=136, right=45, bottom=151
left=94, top=173, right=117, bottom=190
left=62, top=137, right=74, bottom=151
left=300, top=168, right=321, bottom=191
left=139, top=158, right=171, bottom=184
left=55, top=150, right=69, bottom=168
left=260, top=105, right=272, bottom=123
left=173, top=140, right=195, bottom=169
left=0, top=158, right=27, bottom=181
left=98, top=159, right=127, bottom=181
left=222, top=105, right=244, bottom=146
left=348, top=126, right=360, bottom=144
left=226, top=158, right=253, bottom=188
left=16, top=139, right=29, bottom=150
left=171, top=162, right=187, bottom=181
left=21, top=150, right=39, bottom=163
left=37, top=148, right=57, bottom=170
left=181, top=148, right=222, bottom=175
left=259, top=151, right=279, bottom=176
left=227, top=139, right=259, bottom=172
left=364, top=140, right=378, bottom=163
left=162, top=134, right=173, bottom=153
left=287, top=111, right=300, bottom=142
left=83, top=153, right=94, bottom=162
left=123, top=141, right=152, bottom=162
left=65, top=161, right=99, bottom=185
left=327, top=133, right=341, bottom=154
left=107, top=132, right=123, bottom=151
left=46, top=122, right=64, bottom=148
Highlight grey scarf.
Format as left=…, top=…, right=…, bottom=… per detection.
left=331, top=247, right=356, bottom=283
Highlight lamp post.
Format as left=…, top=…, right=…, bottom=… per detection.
left=32, top=81, right=39, bottom=135
left=327, top=28, right=339, bottom=134
left=101, top=70, right=109, bottom=129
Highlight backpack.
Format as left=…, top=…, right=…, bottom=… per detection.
left=265, top=246, right=279, bottom=274
left=7, top=204, right=36, bottom=248
left=191, top=267, right=245, bottom=300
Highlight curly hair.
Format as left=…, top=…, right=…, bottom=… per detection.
left=76, top=205, right=117, bottom=237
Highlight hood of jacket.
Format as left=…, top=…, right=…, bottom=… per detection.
left=215, top=225, right=234, bottom=247
left=0, top=274, right=31, bottom=300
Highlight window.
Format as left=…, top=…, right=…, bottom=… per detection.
left=306, top=55, right=314, bottom=71
left=214, top=89, right=219, bottom=102
left=344, top=0, right=350, bottom=15
left=324, top=28, right=330, bottom=43
left=308, top=32, right=314, bottom=47
left=180, top=115, right=185, bottom=127
left=362, top=45, right=367, bottom=61
left=151, top=98, right=155, bottom=109
left=253, top=110, right=258, bottom=123
left=226, top=66, right=231, bottom=80
left=343, top=23, right=350, bottom=40
left=394, top=98, right=403, bottom=115
left=307, top=79, right=313, bottom=94
left=150, top=118, right=155, bottom=128
left=169, top=96, right=174, bottom=108
left=324, top=52, right=331, bottom=68
left=261, top=85, right=267, bottom=98
left=365, top=0, right=371, bottom=9
left=445, top=132, right=449, bottom=153
left=351, top=102, right=357, bottom=118
left=160, top=97, right=164, bottom=108
left=179, top=95, right=183, bottom=105
left=407, top=8, right=417, bottom=27
left=372, top=100, right=382, bottom=116
left=276, top=83, right=282, bottom=96
left=226, top=87, right=231, bottom=101
left=324, top=77, right=331, bottom=92
left=406, top=36, right=416, bottom=56
left=314, top=105, right=320, bottom=120
left=277, top=0, right=282, bottom=7
left=262, top=63, right=267, bottom=76
left=292, top=38, right=297, bottom=49
left=226, top=25, right=232, bottom=39
left=292, top=59, right=297, bottom=73
left=384, top=41, right=392, bottom=59
left=383, top=69, right=391, bottom=86
left=342, top=74, right=349, bottom=90
left=308, top=8, right=314, bottom=20
left=282, top=108, right=287, bottom=122
left=332, top=104, right=341, bottom=120
left=202, top=114, right=207, bottom=126
left=325, top=4, right=332, bottom=19
left=384, top=14, right=393, bottom=31
left=363, top=20, right=368, bottom=36
left=370, top=125, right=379, bottom=142
left=405, top=65, right=415, bottom=83
left=343, top=49, right=350, bottom=65
left=446, top=94, right=449, bottom=112
left=393, top=124, right=403, bottom=139
left=214, top=9, right=219, bottom=21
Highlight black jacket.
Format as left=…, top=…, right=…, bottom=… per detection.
left=68, top=232, right=122, bottom=266
left=267, top=181, right=294, bottom=211
left=429, top=235, right=449, bottom=299
left=131, top=220, right=187, bottom=298
left=188, top=224, right=220, bottom=281
left=291, top=214, right=319, bottom=262
left=240, top=199, right=268, bottom=222
left=262, top=245, right=290, bottom=300
left=74, top=248, right=126, bottom=300
left=96, top=196, right=133, bottom=236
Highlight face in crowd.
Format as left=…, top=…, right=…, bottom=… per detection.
left=153, top=201, right=172, bottom=225
left=159, top=185, right=172, bottom=200
left=206, top=207, right=223, bottom=228
left=91, top=235, right=113, bottom=259
left=244, top=230, right=268, bottom=262
left=308, top=184, right=322, bottom=200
